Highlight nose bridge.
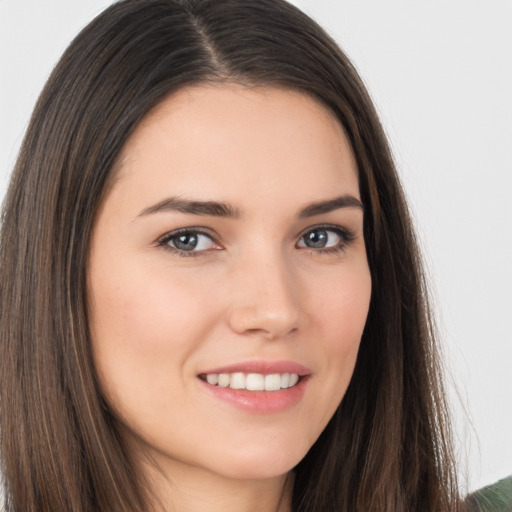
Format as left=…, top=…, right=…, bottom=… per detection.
left=227, top=243, right=301, bottom=339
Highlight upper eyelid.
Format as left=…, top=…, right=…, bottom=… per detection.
left=296, top=223, right=354, bottom=239
left=156, top=226, right=221, bottom=246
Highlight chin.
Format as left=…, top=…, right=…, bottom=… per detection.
left=205, top=439, right=309, bottom=481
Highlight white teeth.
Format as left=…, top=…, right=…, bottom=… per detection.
left=218, top=373, right=230, bottom=387
left=229, top=372, right=246, bottom=389
left=206, top=374, right=219, bottom=385
left=265, top=374, right=281, bottom=391
left=246, top=373, right=265, bottom=390
left=203, top=372, right=301, bottom=391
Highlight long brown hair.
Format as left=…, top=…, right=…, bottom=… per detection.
left=0, top=0, right=460, bottom=510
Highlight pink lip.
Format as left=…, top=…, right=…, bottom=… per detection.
left=197, top=360, right=311, bottom=414
left=199, top=360, right=311, bottom=376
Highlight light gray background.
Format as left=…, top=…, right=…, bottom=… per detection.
left=1, top=0, right=511, bottom=495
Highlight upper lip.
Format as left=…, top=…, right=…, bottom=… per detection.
left=199, top=360, right=312, bottom=376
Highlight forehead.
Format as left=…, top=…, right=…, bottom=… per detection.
left=111, top=84, right=359, bottom=213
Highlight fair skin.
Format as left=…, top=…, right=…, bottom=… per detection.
left=88, top=84, right=372, bottom=512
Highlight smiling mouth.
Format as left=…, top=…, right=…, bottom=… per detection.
left=198, top=372, right=301, bottom=391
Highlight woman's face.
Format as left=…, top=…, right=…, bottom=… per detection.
left=88, top=85, right=371, bottom=482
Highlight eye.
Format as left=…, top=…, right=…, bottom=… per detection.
left=158, top=229, right=220, bottom=254
left=297, top=226, right=353, bottom=252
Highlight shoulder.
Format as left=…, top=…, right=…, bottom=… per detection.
left=464, top=475, right=512, bottom=512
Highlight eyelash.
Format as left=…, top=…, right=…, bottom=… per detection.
left=156, top=225, right=356, bottom=258
left=157, top=227, right=220, bottom=258
left=300, top=225, right=356, bottom=255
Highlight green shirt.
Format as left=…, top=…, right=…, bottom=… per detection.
left=465, top=475, right=512, bottom=511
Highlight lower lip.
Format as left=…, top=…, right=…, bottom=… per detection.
left=198, top=377, right=309, bottom=414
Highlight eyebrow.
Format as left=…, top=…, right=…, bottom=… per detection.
left=138, top=197, right=241, bottom=218
left=137, top=194, right=363, bottom=219
left=298, top=195, right=364, bottom=218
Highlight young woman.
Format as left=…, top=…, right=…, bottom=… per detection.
left=0, top=0, right=462, bottom=510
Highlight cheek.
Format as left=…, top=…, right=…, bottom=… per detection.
left=87, top=261, right=220, bottom=410
left=91, top=257, right=219, bottom=341
left=311, top=259, right=371, bottom=348
left=304, top=262, right=371, bottom=418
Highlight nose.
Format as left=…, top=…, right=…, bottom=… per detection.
left=226, top=252, right=301, bottom=340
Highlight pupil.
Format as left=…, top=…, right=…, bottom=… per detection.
left=306, top=230, right=327, bottom=248
left=175, top=233, right=198, bottom=250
